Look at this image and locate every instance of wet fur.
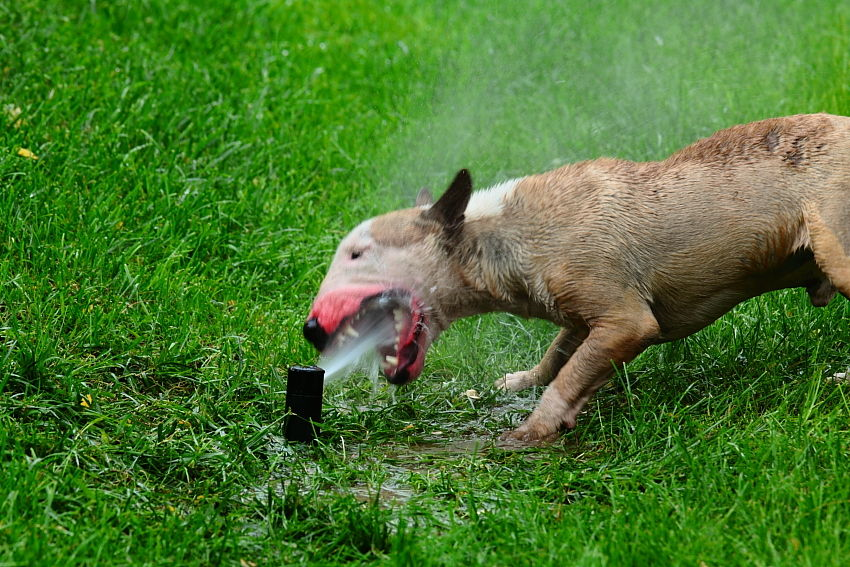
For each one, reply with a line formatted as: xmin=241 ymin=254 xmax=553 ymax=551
xmin=311 ymin=113 xmax=850 ymax=443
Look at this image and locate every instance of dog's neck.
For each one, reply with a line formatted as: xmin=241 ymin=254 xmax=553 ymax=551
xmin=442 ymin=215 xmax=553 ymax=321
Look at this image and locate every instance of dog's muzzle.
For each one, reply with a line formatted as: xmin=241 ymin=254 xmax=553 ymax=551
xmin=303 ymin=317 xmax=329 ymax=351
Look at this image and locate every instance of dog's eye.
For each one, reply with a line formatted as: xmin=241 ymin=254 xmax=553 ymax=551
xmin=350 ymin=250 xmax=363 ymax=260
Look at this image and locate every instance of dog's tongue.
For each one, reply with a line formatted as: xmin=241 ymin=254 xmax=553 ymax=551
xmin=308 ymin=284 xmax=388 ymax=337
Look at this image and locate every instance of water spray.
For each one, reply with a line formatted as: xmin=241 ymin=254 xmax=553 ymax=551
xmin=289 ymin=292 xmax=412 ymax=442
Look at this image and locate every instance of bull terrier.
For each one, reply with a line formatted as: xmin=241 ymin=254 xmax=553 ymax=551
xmin=304 ymin=113 xmax=850 ymax=443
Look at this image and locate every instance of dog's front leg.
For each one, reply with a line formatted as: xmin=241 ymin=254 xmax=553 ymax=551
xmin=502 ymin=312 xmax=659 ymax=443
xmin=495 ymin=324 xmax=589 ymax=392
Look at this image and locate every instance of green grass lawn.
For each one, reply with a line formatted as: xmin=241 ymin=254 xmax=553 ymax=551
xmin=2 ymin=0 xmax=850 ymax=565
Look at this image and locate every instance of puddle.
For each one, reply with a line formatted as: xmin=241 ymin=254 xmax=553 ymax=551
xmin=242 ymin=434 xmax=499 ymax=512
xmin=349 ymin=483 xmax=416 ymax=504
xmin=388 ymin=437 xmax=492 ymax=459
xmin=244 ymin=394 xmax=554 ymax=514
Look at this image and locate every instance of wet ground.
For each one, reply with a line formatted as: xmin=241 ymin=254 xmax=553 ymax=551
xmin=248 ymin=394 xmax=550 ymax=509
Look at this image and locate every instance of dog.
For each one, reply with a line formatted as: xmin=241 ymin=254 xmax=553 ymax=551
xmin=304 ymin=113 xmax=850 ymax=443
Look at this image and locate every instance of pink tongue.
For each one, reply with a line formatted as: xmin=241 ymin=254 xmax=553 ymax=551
xmin=308 ymin=285 xmax=389 ymax=335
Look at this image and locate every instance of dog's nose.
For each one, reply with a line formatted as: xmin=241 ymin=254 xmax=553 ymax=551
xmin=303 ymin=317 xmax=329 ymax=351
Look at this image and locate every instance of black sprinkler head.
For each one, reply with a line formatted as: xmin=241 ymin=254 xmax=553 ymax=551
xmin=285 ymin=365 xmax=325 ymax=443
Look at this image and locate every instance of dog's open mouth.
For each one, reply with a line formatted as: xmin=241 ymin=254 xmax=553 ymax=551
xmin=314 ymin=289 xmax=428 ymax=384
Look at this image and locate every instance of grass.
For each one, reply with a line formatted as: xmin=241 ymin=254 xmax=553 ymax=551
xmin=1 ymin=0 xmax=850 ymax=565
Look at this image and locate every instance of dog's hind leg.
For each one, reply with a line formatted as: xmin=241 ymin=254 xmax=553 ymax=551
xmin=502 ymin=306 xmax=660 ymax=444
xmin=805 ymin=203 xmax=850 ymax=298
xmin=495 ymin=324 xmax=589 ymax=392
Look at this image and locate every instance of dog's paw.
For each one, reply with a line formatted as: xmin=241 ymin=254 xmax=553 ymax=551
xmin=495 ymin=370 xmax=538 ymax=392
xmin=498 ymin=422 xmax=560 ymax=446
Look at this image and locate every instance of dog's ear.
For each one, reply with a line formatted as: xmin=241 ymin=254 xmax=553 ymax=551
xmin=423 ymin=169 xmax=472 ymax=233
xmin=415 ymin=187 xmax=433 ymax=207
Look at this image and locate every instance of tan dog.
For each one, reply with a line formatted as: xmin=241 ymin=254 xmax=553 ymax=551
xmin=304 ymin=113 xmax=850 ymax=443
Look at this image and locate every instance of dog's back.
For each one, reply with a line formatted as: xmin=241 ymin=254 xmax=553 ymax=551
xmin=504 ymin=114 xmax=850 ymax=339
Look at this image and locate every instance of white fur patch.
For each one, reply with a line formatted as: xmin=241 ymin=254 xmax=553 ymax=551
xmin=464 ymin=178 xmax=522 ymax=219
xmin=335 ymin=219 xmax=373 ymax=261
xmin=344 ymin=219 xmax=373 ymax=244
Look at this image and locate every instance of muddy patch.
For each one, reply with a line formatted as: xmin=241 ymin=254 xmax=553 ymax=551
xmin=247 ymin=392 xmax=551 ymax=511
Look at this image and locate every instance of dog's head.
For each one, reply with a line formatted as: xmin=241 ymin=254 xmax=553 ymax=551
xmin=304 ymin=170 xmax=473 ymax=384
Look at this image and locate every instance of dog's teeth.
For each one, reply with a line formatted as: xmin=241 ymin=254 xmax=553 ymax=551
xmin=384 ymin=355 xmax=398 ymax=366
xmin=344 ymin=325 xmax=359 ymax=337
xmin=393 ymin=309 xmax=405 ymax=332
